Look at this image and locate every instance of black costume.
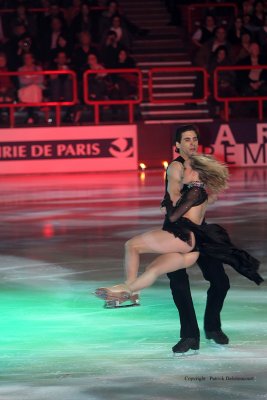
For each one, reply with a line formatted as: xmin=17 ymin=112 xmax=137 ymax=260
xmin=163 ymin=182 xmax=263 ymax=286
xmin=161 ymin=156 xmax=262 ymax=340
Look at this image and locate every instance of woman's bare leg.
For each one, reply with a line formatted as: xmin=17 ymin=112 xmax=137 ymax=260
xmin=124 ymin=229 xmax=195 ymax=285
xmin=128 ymin=252 xmax=199 ymax=293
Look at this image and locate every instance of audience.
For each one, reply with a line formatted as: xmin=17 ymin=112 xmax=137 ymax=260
xmin=18 ymin=52 xmax=44 ymax=123
xmin=0 ymin=0 xmax=266 ymax=126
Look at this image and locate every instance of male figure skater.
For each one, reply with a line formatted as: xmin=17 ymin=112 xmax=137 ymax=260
xmin=161 ymin=124 xmax=230 ymax=355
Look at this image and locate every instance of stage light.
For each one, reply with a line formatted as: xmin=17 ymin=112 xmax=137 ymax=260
xmin=139 ymin=163 xmax=147 ymax=170
xmin=162 ymin=161 xmax=169 ymax=170
xmin=140 ymin=171 xmax=146 ymax=182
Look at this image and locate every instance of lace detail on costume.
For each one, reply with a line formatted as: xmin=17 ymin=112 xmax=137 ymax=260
xmin=187 ymin=181 xmax=205 ymax=189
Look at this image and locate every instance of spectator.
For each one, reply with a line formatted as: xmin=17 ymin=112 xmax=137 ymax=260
xmin=0 ymin=52 xmax=15 ymax=102
xmin=86 ymin=53 xmax=110 ymax=100
xmin=99 ymin=1 xmax=147 ymax=40
xmin=0 ymin=52 xmax=15 ymax=124
xmin=67 ymin=0 xmax=82 ymax=25
xmin=193 ymin=26 xmax=232 ymax=99
xmin=40 ymin=1 xmax=67 ymax=33
xmin=18 ymin=52 xmax=44 ymax=124
xmin=241 ymin=0 xmax=255 ymax=16
xmin=72 ymin=31 xmax=98 ymax=80
xmin=252 ymin=0 xmax=265 ymax=27
xmin=49 ymin=50 xmax=73 ymax=102
xmin=115 ymin=48 xmax=138 ymax=99
xmin=242 ymin=14 xmax=259 ymax=37
xmin=236 ymin=41 xmax=267 ymax=97
xmin=227 ymin=16 xmax=250 ymax=46
xmin=48 ymin=33 xmax=72 ymax=64
xmin=6 ymin=23 xmax=38 ymax=70
xmin=99 ymin=0 xmax=120 ymax=35
xmin=0 ymin=10 xmax=11 ymax=49
xmin=10 ymin=4 xmax=37 ymax=37
xmin=42 ymin=17 xmax=68 ymax=63
xmin=191 ymin=14 xmax=216 ymax=50
xmin=257 ymin=13 xmax=267 ymax=52
xmin=102 ymin=30 xmax=121 ymax=68
xmin=49 ymin=50 xmax=74 ymax=122
xmin=194 ymin=26 xmax=232 ymax=68
xmin=232 ymin=31 xmax=252 ymax=63
xmin=208 ymin=45 xmax=236 ymax=117
xmin=70 ymin=2 xmax=94 ymax=41
xmin=109 ymin=14 xmax=132 ymax=50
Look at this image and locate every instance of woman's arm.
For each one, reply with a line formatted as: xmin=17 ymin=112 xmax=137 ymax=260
xmin=166 ymin=187 xmax=207 ymax=223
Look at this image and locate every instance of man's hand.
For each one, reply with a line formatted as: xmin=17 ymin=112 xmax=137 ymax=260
xmin=160 ymin=206 xmax=167 ymax=215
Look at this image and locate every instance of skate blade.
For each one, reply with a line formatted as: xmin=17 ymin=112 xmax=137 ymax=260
xmin=104 ymin=300 xmax=140 ymax=309
xmin=206 ymin=339 xmax=228 ymax=348
xmin=173 ymin=349 xmax=199 ymax=357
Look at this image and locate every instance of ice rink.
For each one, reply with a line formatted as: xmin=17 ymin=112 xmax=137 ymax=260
xmin=0 ymin=167 xmax=266 ymax=400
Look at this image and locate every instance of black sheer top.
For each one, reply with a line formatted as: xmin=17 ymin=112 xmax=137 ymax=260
xmin=165 ymin=182 xmax=208 ymax=224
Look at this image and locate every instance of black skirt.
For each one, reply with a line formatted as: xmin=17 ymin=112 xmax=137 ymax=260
xmin=162 ymin=217 xmax=264 ymax=286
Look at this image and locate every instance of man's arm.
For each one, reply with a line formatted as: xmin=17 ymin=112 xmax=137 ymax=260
xmin=160 ymin=161 xmax=184 ymax=211
xmin=166 ymin=161 xmax=184 ymax=204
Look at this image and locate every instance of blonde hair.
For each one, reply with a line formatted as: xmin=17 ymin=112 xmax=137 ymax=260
xmin=189 ymin=154 xmax=229 ymax=194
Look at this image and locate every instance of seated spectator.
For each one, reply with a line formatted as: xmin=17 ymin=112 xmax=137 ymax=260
xmin=86 ymin=52 xmax=109 ymax=100
xmin=39 ymin=1 xmax=67 ymax=35
xmin=6 ymin=23 xmax=38 ymax=70
xmin=42 ymin=17 xmax=68 ymax=63
xmin=242 ymin=14 xmax=260 ymax=37
xmin=101 ymin=30 xmax=121 ymax=68
xmin=0 ymin=52 xmax=15 ymax=124
xmin=99 ymin=0 xmax=121 ymax=34
xmin=72 ymin=31 xmax=98 ymax=80
xmin=208 ymin=45 xmax=236 ymax=117
xmin=49 ymin=50 xmax=74 ymax=122
xmin=227 ymin=16 xmax=250 ymax=46
xmin=0 ymin=10 xmax=11 ymax=49
xmin=257 ymin=13 xmax=267 ymax=53
xmin=236 ymin=41 xmax=267 ymax=97
xmin=241 ymin=0 xmax=254 ymax=16
xmin=66 ymin=0 xmax=82 ymax=25
xmin=10 ymin=4 xmax=37 ymax=38
xmin=194 ymin=26 xmax=232 ymax=68
xmin=108 ymin=14 xmax=132 ymax=50
xmin=0 ymin=52 xmax=15 ymax=103
xmin=231 ymin=31 xmax=252 ymax=63
xmin=193 ymin=26 xmax=232 ymax=99
xmin=70 ymin=2 xmax=94 ymax=41
xmin=18 ymin=52 xmax=44 ymax=124
xmin=49 ymin=51 xmax=73 ymax=102
xmin=191 ymin=14 xmax=216 ymax=51
xmin=252 ymin=0 xmax=265 ymax=28
xmin=115 ymin=48 xmax=138 ymax=99
xmin=48 ymin=33 xmax=72 ymax=64
xmin=99 ymin=0 xmax=148 ymax=40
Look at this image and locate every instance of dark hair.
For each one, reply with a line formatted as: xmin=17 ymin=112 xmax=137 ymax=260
xmin=175 ymin=124 xmax=200 ymax=143
xmin=214 ymin=45 xmax=228 ymax=58
xmin=107 ymin=30 xmax=117 ymax=37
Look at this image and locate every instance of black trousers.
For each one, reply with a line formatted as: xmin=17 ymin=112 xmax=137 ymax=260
xmin=167 ymin=254 xmax=230 ymax=339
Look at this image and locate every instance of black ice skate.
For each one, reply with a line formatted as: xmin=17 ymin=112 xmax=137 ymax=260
xmin=205 ymin=330 xmax=229 ymax=345
xmin=172 ymin=337 xmax=199 ymax=356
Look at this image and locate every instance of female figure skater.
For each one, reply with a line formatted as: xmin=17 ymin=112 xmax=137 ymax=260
xmin=95 ymin=154 xmax=263 ymax=307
